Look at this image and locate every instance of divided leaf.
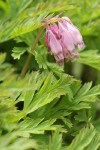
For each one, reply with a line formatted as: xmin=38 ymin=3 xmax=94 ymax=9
xmin=66 ymin=125 xmax=96 ymax=150
xmin=78 ymin=50 xmax=100 ymax=70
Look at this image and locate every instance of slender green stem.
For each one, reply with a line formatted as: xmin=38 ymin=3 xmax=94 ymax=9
xmin=20 ymin=27 xmax=44 ymax=77
xmin=20 ymin=53 xmax=32 ymax=77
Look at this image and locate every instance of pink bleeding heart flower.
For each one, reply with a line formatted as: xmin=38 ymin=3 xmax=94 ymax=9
xmin=58 ymin=21 xmax=80 ymax=61
xmin=61 ymin=17 xmax=84 ymax=50
xmin=45 ymin=25 xmax=64 ymax=65
xmin=58 ymin=22 xmax=75 ymax=52
xmin=44 ymin=16 xmax=84 ymax=65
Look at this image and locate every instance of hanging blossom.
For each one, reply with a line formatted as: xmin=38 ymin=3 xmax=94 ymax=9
xmin=44 ymin=16 xmax=85 ymax=65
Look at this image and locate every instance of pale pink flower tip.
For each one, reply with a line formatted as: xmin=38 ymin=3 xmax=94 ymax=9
xmin=44 ymin=16 xmax=85 ymax=65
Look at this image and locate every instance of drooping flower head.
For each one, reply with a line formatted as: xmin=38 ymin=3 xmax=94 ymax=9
xmin=44 ymin=16 xmax=84 ymax=65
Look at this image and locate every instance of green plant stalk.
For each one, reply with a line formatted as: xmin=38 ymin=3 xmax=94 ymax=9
xmin=21 ymin=27 xmax=44 ymax=77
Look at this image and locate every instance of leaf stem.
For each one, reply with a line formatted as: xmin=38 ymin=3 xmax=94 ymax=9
xmin=20 ymin=27 xmax=44 ymax=77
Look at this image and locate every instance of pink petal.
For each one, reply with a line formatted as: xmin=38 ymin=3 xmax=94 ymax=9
xmin=58 ymin=22 xmax=75 ymax=52
xmin=54 ymin=52 xmax=64 ymax=65
xmin=44 ymin=34 xmax=50 ymax=48
xmin=47 ymin=30 xmax=61 ymax=53
xmin=50 ymin=23 xmax=61 ymax=39
xmin=47 ymin=29 xmax=64 ymax=62
xmin=62 ymin=16 xmax=73 ymax=24
xmin=66 ymin=22 xmax=84 ymax=49
xmin=78 ymin=42 xmax=84 ymax=50
xmin=50 ymin=23 xmax=59 ymax=34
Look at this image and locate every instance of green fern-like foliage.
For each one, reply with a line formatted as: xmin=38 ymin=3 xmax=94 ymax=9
xmin=0 ymin=53 xmax=100 ymax=149
xmin=0 ymin=0 xmax=100 ymax=150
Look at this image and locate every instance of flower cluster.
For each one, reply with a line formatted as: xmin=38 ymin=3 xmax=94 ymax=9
xmin=44 ymin=16 xmax=84 ymax=65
